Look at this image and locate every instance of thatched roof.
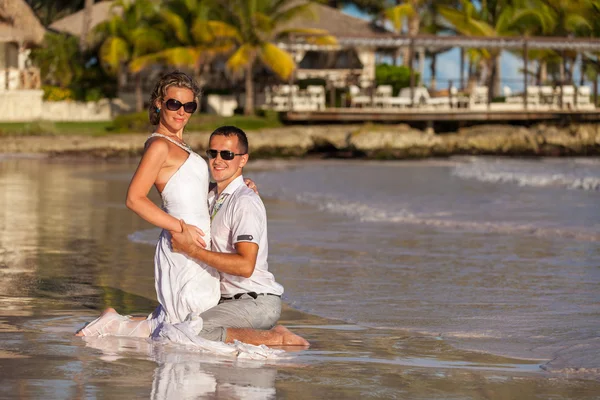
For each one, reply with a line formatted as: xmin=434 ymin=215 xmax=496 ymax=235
xmin=49 ymin=1 xmax=391 ymax=41
xmin=49 ymin=1 xmax=114 ymax=37
xmin=0 ymin=0 xmax=45 ymax=46
xmin=282 ymin=2 xmax=393 ymax=40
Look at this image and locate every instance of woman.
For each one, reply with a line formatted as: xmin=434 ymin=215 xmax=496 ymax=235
xmin=76 ymin=71 xmax=220 ymax=337
xmin=76 ymin=72 xmax=306 ymax=348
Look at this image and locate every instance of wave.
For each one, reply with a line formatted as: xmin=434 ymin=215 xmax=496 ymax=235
xmin=128 ymin=228 xmax=160 ymax=246
xmin=452 ymin=161 xmax=600 ymax=191
xmin=292 ymin=193 xmax=600 ymax=242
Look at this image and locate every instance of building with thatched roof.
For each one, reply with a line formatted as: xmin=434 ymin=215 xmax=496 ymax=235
xmin=0 ymin=0 xmax=45 ymax=91
xmin=277 ymin=2 xmax=395 ymax=87
xmin=49 ymin=1 xmax=114 ymax=42
xmin=49 ymin=1 xmax=392 ymax=90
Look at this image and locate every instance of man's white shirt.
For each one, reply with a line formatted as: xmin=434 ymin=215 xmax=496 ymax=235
xmin=208 ymin=175 xmax=283 ymax=297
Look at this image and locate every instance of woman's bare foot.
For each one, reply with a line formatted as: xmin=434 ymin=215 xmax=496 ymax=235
xmin=75 ymin=307 xmax=119 ymax=337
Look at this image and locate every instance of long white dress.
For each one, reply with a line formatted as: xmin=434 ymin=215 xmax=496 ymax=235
xmin=146 ymin=134 xmax=282 ymax=358
xmin=80 ymin=133 xmax=283 ymax=358
xmin=147 ymin=133 xmax=221 ymax=333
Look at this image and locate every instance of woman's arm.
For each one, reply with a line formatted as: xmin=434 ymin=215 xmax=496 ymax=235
xmin=126 ymin=139 xmax=182 ymax=232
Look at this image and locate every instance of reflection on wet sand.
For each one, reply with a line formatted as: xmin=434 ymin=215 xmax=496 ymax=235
xmin=1 ymin=158 xmax=600 ymax=398
xmin=82 ymin=335 xmax=279 ymax=400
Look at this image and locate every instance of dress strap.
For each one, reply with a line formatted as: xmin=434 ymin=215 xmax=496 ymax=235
xmin=147 ymin=133 xmax=192 ymax=153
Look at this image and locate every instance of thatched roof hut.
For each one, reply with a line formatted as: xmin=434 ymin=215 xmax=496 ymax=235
xmin=282 ymin=2 xmax=392 ymax=41
xmin=49 ymin=1 xmax=391 ymax=42
xmin=0 ymin=0 xmax=45 ymax=46
xmin=49 ymin=1 xmax=116 ymax=37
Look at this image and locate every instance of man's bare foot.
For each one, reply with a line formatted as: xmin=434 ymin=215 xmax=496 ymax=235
xmin=273 ymin=325 xmax=310 ymax=346
xmin=75 ymin=307 xmax=119 ymax=337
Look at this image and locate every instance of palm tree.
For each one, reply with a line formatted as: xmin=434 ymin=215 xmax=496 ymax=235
xmin=129 ymin=0 xmax=236 ymax=90
xmin=536 ymin=0 xmax=593 ymax=84
xmin=384 ymin=0 xmax=426 ymax=67
xmin=438 ymin=0 xmax=550 ymax=98
xmin=30 ymin=32 xmax=82 ymax=88
xmin=95 ymin=0 xmax=164 ymax=111
xmin=217 ymin=0 xmax=337 ymax=115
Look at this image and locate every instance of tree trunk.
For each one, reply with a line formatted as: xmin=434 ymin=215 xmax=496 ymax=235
xmin=80 ymin=0 xmax=94 ymax=52
xmin=244 ymin=63 xmax=254 ymax=116
xmin=493 ymin=53 xmax=501 ymax=98
xmin=540 ymin=60 xmax=547 ymax=84
xmin=135 ymin=73 xmax=143 ymax=112
xmin=401 ymin=14 xmax=421 ymax=67
xmin=430 ymin=53 xmax=437 ymax=91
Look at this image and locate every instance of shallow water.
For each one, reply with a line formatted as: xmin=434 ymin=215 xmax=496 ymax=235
xmin=0 ymin=155 xmax=599 ymax=399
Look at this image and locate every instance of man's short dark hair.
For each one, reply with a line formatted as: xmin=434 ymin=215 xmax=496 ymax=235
xmin=209 ymin=126 xmax=248 ymax=154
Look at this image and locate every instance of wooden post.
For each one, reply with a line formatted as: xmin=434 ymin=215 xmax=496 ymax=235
xmin=559 ymin=50 xmax=565 ymax=109
xmin=329 ymin=81 xmax=335 ymax=108
xmin=487 ymin=61 xmax=494 ymax=109
xmin=594 ymin=76 xmax=598 ymax=108
xmin=523 ymin=39 xmax=528 ymax=111
xmin=288 ymin=73 xmax=294 ymax=111
xmin=409 ymin=37 xmax=415 ymax=107
xmin=460 ymin=47 xmax=465 ymax=90
xmin=449 ymin=80 xmax=454 ymax=108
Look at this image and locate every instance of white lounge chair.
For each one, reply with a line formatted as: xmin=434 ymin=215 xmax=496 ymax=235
xmin=373 ymin=85 xmax=393 ymax=108
xmin=349 ymin=85 xmax=371 ymax=108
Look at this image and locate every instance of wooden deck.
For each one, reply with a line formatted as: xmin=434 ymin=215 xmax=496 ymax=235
xmin=283 ymin=107 xmax=600 ymax=123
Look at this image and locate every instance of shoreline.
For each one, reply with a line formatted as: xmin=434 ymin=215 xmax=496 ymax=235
xmin=0 ymin=123 xmax=599 ymax=159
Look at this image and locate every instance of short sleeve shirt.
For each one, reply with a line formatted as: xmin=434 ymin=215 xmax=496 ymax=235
xmin=208 ymin=175 xmax=283 ymax=297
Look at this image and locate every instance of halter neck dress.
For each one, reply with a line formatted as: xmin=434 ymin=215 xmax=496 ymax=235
xmin=146 ymin=133 xmax=220 ymax=333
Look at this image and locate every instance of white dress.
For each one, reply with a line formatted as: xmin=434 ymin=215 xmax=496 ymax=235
xmin=147 ymin=133 xmax=220 ymax=333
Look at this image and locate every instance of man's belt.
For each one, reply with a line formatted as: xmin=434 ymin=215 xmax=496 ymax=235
xmin=221 ymin=292 xmax=281 ymax=300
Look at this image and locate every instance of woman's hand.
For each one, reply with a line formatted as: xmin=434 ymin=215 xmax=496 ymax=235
xmin=171 ymin=220 xmax=206 ymax=254
xmin=244 ymin=178 xmax=259 ymax=195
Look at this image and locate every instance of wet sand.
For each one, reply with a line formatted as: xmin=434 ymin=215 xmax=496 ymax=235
xmin=0 ymin=156 xmax=599 ymax=398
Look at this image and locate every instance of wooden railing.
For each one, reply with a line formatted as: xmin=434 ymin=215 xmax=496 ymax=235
xmin=0 ymin=68 xmax=41 ymax=90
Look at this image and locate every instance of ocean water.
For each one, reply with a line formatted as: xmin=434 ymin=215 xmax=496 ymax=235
xmin=248 ymin=158 xmax=600 ymax=369
xmin=0 ymin=155 xmax=599 ymax=398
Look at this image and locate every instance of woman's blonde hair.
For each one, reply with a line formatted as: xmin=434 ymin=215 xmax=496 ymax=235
xmin=148 ymin=70 xmax=201 ymax=125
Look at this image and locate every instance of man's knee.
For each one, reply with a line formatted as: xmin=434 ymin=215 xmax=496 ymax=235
xmin=197 ymin=326 xmax=227 ymax=342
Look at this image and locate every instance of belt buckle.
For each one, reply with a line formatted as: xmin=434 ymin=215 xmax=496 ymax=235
xmin=233 ymin=292 xmax=258 ymax=300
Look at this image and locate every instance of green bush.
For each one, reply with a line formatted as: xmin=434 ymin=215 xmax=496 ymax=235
xmin=84 ymin=88 xmax=105 ymax=102
xmin=42 ymin=85 xmax=75 ymax=101
xmin=375 ymin=64 xmax=420 ymax=95
xmin=108 ymin=112 xmax=152 ymax=133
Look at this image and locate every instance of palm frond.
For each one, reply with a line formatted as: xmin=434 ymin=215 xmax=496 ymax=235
xmin=226 ymin=44 xmax=256 ymax=77
xmin=99 ymin=37 xmax=130 ymax=75
xmin=384 ymin=4 xmax=415 ymax=33
xmin=258 ymin=42 xmax=295 ymax=80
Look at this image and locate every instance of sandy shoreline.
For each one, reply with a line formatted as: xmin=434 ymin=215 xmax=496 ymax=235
xmin=1 ymin=123 xmax=599 ymax=159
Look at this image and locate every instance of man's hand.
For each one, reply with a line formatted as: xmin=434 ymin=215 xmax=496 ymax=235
xmin=244 ymin=178 xmax=259 ymax=195
xmin=171 ymin=219 xmax=206 ymax=255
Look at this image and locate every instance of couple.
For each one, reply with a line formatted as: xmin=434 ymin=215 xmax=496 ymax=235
xmin=76 ymin=71 xmax=307 ymax=348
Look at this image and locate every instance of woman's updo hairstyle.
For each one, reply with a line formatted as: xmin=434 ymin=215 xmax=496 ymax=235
xmin=148 ymin=70 xmax=201 ymax=125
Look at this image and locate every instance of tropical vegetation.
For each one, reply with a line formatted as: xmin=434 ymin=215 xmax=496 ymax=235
xmin=28 ymin=0 xmax=600 ymax=115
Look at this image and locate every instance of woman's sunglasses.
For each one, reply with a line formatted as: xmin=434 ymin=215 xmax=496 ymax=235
xmin=206 ymin=149 xmax=246 ymax=160
xmin=164 ymin=98 xmax=197 ymax=113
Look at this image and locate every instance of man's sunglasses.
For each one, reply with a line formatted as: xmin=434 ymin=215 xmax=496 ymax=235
xmin=164 ymin=98 xmax=197 ymax=113
xmin=206 ymin=149 xmax=246 ymax=160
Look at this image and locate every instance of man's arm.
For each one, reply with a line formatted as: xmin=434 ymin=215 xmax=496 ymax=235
xmin=171 ymin=220 xmax=258 ymax=278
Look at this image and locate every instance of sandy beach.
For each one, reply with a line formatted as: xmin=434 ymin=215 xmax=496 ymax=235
xmin=0 ymin=154 xmax=599 ymax=399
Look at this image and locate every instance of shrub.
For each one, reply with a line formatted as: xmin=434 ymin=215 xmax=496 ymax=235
xmin=375 ymin=64 xmax=420 ymax=95
xmin=42 ymin=85 xmax=75 ymax=101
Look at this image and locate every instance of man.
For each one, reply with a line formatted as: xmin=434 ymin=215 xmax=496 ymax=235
xmin=171 ymin=126 xmax=308 ymax=347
